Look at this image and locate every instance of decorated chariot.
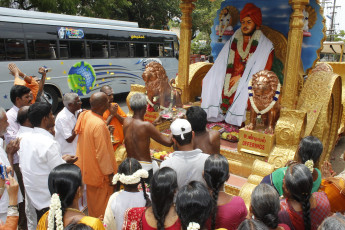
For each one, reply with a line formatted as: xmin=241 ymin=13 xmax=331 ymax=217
xmin=127 ymin=0 xmax=345 ymax=207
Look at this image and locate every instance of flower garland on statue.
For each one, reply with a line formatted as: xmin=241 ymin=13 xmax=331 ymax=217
xmin=112 ymin=169 xmax=149 ymax=185
xmin=223 ymin=30 xmax=262 ymax=98
xmin=248 ymin=79 xmax=281 ymax=120
xmin=48 ymin=194 xmax=64 ymax=230
xmin=187 ymin=222 xmax=200 ymax=230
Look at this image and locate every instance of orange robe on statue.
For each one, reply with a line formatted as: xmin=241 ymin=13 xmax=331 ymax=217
xmin=75 ymin=110 xmax=117 ymax=218
xmin=220 ymin=40 xmax=274 ymax=113
xmin=103 ymin=103 xmax=127 ymax=150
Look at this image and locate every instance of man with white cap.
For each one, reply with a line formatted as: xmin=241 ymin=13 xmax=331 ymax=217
xmin=160 ymin=119 xmax=209 ymax=189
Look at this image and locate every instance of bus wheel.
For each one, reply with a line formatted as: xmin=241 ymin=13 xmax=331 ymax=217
xmin=44 ymin=86 xmax=60 ymax=113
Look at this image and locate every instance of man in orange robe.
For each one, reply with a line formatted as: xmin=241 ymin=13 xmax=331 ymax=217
xmin=100 ymin=85 xmax=127 ymax=151
xmin=75 ymin=92 xmax=117 ymax=218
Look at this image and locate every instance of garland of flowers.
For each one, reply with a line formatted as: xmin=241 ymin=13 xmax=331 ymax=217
xmin=187 ymin=222 xmax=200 ymax=230
xmin=112 ymin=169 xmax=149 ymax=185
xmin=223 ymin=30 xmax=261 ymax=97
xmin=248 ymin=79 xmax=281 ymax=119
xmin=305 ymin=160 xmax=314 ymax=173
xmin=48 ymin=194 xmax=63 ymax=230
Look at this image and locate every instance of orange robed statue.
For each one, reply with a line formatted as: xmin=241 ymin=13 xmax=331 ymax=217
xmin=75 ymin=92 xmax=117 ymax=218
xmin=201 ymin=3 xmax=274 ymax=127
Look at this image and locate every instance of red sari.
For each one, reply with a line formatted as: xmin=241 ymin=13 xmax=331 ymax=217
xmin=123 ymin=207 xmax=181 ymax=230
xmin=279 ymin=192 xmax=331 ymax=230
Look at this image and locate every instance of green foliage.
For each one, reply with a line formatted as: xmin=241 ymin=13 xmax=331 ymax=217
xmin=334 ymin=30 xmax=345 ymax=42
xmin=0 ymin=0 xmax=179 ymax=29
xmin=192 ymin=0 xmax=222 ymax=39
xmin=190 ymin=0 xmax=222 ymax=55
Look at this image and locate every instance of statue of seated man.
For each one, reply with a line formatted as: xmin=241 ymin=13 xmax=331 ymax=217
xmin=201 ymin=3 xmax=275 ymax=127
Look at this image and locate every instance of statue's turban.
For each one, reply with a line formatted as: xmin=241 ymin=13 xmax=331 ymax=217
xmin=240 ymin=3 xmax=262 ymax=27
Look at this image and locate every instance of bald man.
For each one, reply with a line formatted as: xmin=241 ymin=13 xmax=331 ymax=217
xmin=100 ymin=85 xmax=126 ymax=150
xmin=75 ymin=92 xmax=117 ymax=218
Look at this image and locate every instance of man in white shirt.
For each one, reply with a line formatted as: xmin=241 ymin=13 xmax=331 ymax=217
xmin=18 ymin=102 xmax=77 ymax=223
xmin=4 ymin=85 xmax=31 ymax=229
xmin=16 ymin=106 xmax=37 ymax=230
xmin=55 ymin=93 xmax=82 ymax=156
xmin=0 ymin=107 xmax=23 ymax=223
xmin=4 ymin=85 xmax=32 ymax=166
xmin=160 ymin=119 xmax=209 ymax=189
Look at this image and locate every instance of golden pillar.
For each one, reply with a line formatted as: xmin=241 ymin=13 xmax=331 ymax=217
xmin=281 ymin=0 xmax=309 ymax=109
xmin=177 ymin=0 xmax=196 ymax=103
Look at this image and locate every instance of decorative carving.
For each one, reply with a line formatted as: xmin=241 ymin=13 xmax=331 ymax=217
xmin=239 ymin=160 xmax=275 ymax=209
xmin=281 ymin=0 xmax=309 ymax=109
xmin=178 ymin=0 xmax=196 ymax=104
xmin=268 ymin=109 xmax=306 ymax=168
xmin=245 ymin=70 xmax=281 ymax=134
xmin=297 ymin=71 xmax=342 ymax=168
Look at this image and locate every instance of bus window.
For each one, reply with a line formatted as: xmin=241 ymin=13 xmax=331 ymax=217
xmin=174 ymin=41 xmax=179 ymax=58
xmin=149 ymin=43 xmax=163 ymax=57
xmin=59 ymin=41 xmax=69 ymax=59
xmin=0 ymin=39 xmax=5 ymax=60
xmin=70 ymin=41 xmax=85 ymax=58
xmin=109 ymin=42 xmax=117 ymax=58
xmin=164 ymin=42 xmax=173 ymax=57
xmin=87 ymin=41 xmax=108 ymax=58
xmin=27 ymin=40 xmax=57 ymax=59
xmin=5 ymin=39 xmax=25 ymax=60
xmin=118 ymin=42 xmax=129 ymax=57
xmin=130 ymin=43 xmax=147 ymax=57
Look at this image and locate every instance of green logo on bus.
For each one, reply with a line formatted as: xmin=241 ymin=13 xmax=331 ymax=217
xmin=68 ymin=61 xmax=96 ymax=96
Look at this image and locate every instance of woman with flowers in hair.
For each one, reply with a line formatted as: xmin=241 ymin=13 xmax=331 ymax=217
xmin=37 ymin=164 xmax=104 ymax=230
xmin=203 ymin=154 xmax=247 ymax=230
xmin=123 ymin=167 xmax=180 ymax=230
xmin=261 ymin=136 xmax=323 ymax=196
xmin=279 ymin=163 xmax=331 ymax=230
xmin=103 ymin=158 xmax=150 ymax=230
xmin=176 ymin=181 xmax=213 ymax=230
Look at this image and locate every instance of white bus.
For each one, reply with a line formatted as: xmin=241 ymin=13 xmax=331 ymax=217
xmin=0 ymin=7 xmax=179 ymax=112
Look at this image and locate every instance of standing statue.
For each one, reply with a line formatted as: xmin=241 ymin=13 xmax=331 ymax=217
xmin=142 ymin=62 xmax=182 ymax=111
xmin=201 ymin=3 xmax=275 ymax=127
xmin=245 ymin=70 xmax=281 ymax=134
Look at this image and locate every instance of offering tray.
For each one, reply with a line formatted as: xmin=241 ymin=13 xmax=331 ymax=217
xmin=160 ymin=108 xmax=186 ymax=120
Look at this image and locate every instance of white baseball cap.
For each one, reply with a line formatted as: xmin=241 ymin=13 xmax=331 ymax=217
xmin=170 ymin=119 xmax=192 ymax=140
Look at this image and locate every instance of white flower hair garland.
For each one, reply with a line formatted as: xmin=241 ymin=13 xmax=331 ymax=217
xmin=48 ymin=193 xmax=63 ymax=230
xmin=305 ymin=160 xmax=314 ymax=173
xmin=112 ymin=169 xmax=149 ymax=185
xmin=187 ymin=222 xmax=200 ymax=230
xmin=248 ymin=79 xmax=281 ymax=120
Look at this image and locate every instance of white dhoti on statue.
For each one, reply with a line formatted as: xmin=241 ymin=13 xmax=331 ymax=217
xmin=201 ymin=30 xmax=274 ymax=126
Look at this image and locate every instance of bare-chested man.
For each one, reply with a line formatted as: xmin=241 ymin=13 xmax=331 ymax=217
xmin=186 ymin=106 xmax=220 ymax=154
xmin=123 ymin=93 xmax=173 ymax=182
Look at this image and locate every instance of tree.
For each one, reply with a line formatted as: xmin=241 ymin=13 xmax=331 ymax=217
xmin=0 ymin=0 xmax=180 ymax=29
xmin=334 ymin=30 xmax=345 ymax=42
xmin=189 ymin=0 xmax=222 ymax=55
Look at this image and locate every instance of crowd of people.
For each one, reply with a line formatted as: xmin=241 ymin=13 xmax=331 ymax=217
xmin=0 ymin=62 xmax=345 ymax=230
